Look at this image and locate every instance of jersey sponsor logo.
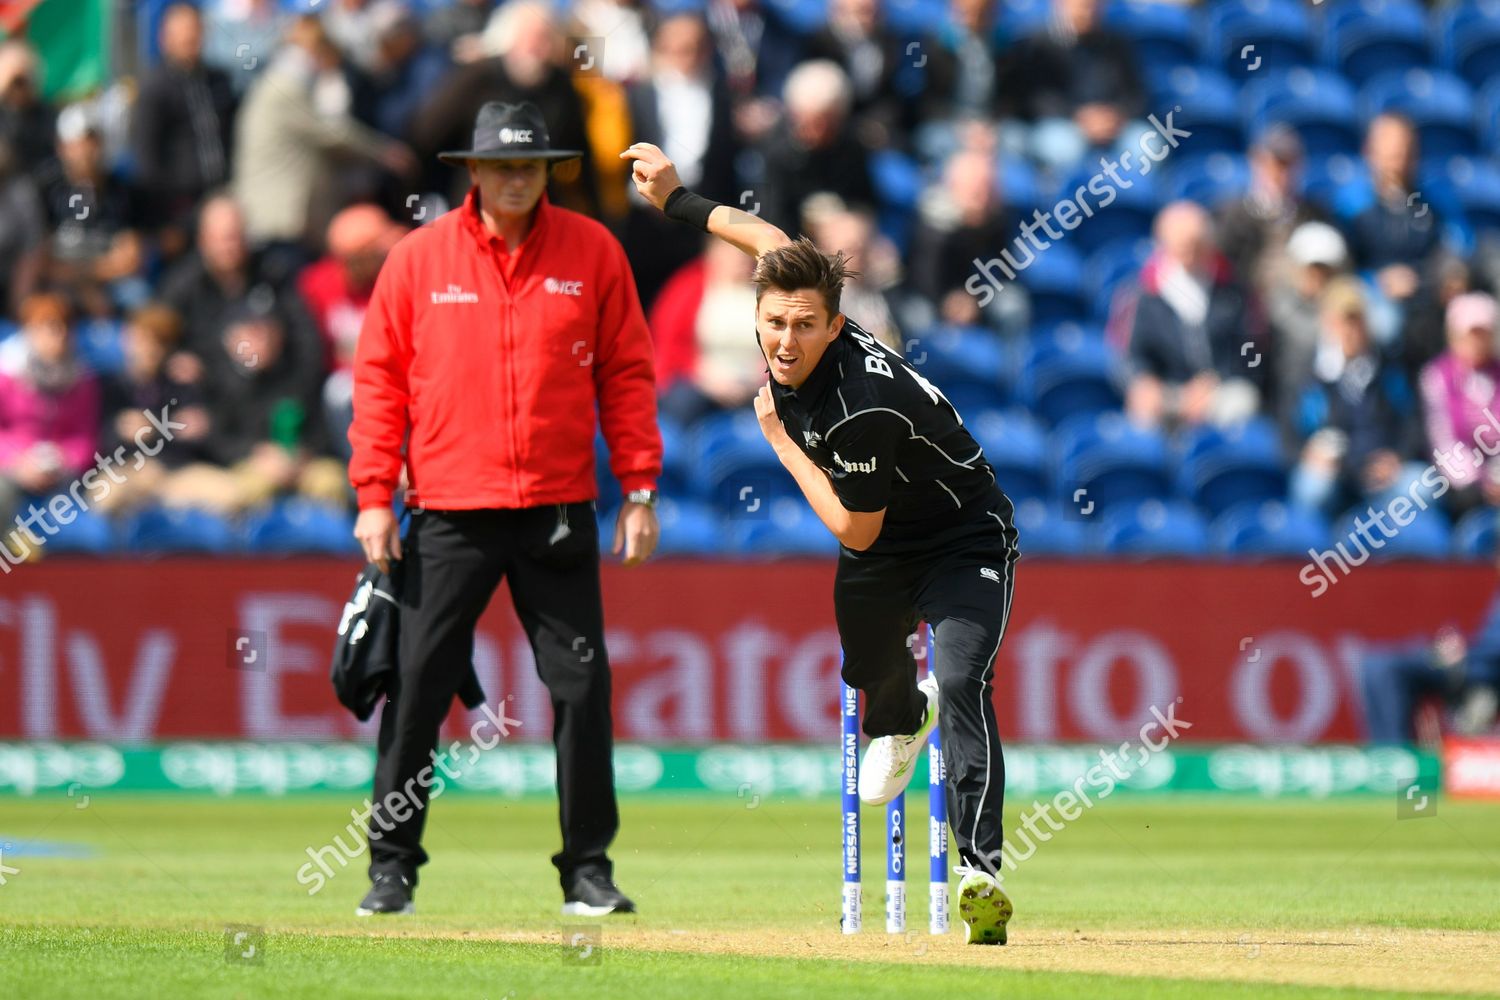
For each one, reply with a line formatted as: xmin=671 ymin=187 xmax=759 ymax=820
xmin=543 ymin=277 xmax=584 ymax=296
xmin=803 ymin=429 xmax=823 ymax=448
xmin=430 ymin=283 xmax=479 ymax=304
xmin=833 ymin=451 xmax=877 ymax=474
xmin=979 ymin=567 xmax=1000 ymax=582
xmin=498 ymin=127 xmax=534 ymax=144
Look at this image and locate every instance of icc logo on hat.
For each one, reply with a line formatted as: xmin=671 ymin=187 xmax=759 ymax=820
xmin=498 ymin=128 xmax=533 ymax=144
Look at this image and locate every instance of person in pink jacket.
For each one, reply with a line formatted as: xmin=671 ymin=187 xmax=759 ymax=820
xmin=1421 ymin=292 xmax=1500 ymax=518
xmin=0 ymin=291 xmax=100 ymax=544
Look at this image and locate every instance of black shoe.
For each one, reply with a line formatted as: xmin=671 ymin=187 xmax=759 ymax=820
xmin=356 ymin=872 xmax=415 ymax=916
xmin=561 ymin=869 xmax=636 ymax=916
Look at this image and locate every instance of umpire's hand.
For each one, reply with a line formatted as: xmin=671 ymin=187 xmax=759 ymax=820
xmin=613 ymin=501 xmax=659 ymax=567
xmin=355 ymin=507 xmax=402 ymax=574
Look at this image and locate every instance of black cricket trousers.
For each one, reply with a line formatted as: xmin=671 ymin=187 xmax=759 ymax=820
xmin=835 ymin=500 xmax=1019 ymax=873
xmin=366 ymin=501 xmax=618 ymax=890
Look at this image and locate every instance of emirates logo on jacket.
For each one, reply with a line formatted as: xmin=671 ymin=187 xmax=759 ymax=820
xmin=430 ymin=283 xmax=479 ymax=304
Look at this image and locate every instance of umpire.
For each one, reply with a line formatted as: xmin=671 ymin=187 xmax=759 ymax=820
xmin=349 ymin=102 xmax=661 ymax=917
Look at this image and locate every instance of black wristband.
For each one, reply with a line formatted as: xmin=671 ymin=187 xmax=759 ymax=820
xmin=663 ymin=187 xmax=719 ymax=232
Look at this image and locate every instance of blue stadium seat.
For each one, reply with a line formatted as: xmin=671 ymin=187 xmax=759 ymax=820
xmin=996 ymin=154 xmax=1044 ymax=219
xmin=726 ymin=497 xmax=840 ymax=556
xmin=610 ymin=497 xmax=723 ymax=556
xmin=1437 ymin=0 xmax=1500 ymax=90
xmin=1011 ymin=498 xmax=1092 ymax=557
xmin=1332 ymin=507 xmax=1452 ymax=560
xmin=1055 ymin=412 xmax=1173 ymax=514
xmin=966 ymin=409 xmax=1050 ymax=503
xmin=1322 ymin=0 xmax=1431 ymax=86
xmin=1084 ymin=240 xmax=1151 ymax=322
xmin=1099 ymin=500 xmax=1211 ymax=556
xmin=1444 ymin=156 xmax=1500 ymax=234
xmin=998 ymin=0 xmax=1051 ymax=37
xmin=906 ymin=326 xmax=1011 ymax=404
xmin=1054 ymin=168 xmax=1161 ymax=258
xmin=1480 ymin=76 xmax=1500 ymax=154
xmin=74 ymin=318 xmax=125 ymax=376
xmin=1361 ymin=68 xmax=1479 ymax=158
xmin=940 ymin=383 xmax=1011 ymax=418
xmin=884 ymin=0 xmax=948 ymax=36
xmin=1144 ymin=65 xmax=1245 ymax=156
xmin=122 ymin=505 xmax=238 ymax=554
xmin=1454 ymin=505 xmax=1499 ymax=559
xmin=1242 ymin=68 xmax=1363 ymax=157
xmin=1106 ymin=2 xmax=1200 ymax=68
xmin=242 ymin=499 xmax=358 ymax=555
xmin=1015 ymin=242 xmax=1089 ymax=324
xmin=870 ymin=148 xmax=924 ymax=212
xmin=43 ymin=506 xmax=116 ymax=555
xmin=1163 ymin=152 xmax=1250 ymax=207
xmin=1205 ymin=0 xmax=1317 ymax=79
xmin=1176 ymin=418 xmax=1288 ymax=518
xmin=1301 ymin=153 xmax=1373 ymax=218
xmin=658 ymin=416 xmax=694 ymax=501
xmin=692 ymin=410 xmax=800 ymax=510
xmin=1210 ymin=500 xmax=1331 ymax=557
xmin=1018 ymin=331 xmax=1126 ymax=428
xmin=761 ymin=0 xmax=826 ymax=35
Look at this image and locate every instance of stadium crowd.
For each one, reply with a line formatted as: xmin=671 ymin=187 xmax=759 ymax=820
xmin=1 ymin=0 xmax=1500 ymax=561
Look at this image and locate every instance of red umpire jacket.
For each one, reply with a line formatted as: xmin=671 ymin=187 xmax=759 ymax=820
xmin=349 ymin=188 xmax=661 ymax=511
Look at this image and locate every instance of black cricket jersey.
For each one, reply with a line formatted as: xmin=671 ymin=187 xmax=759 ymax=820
xmin=769 ymin=317 xmax=1018 ymax=557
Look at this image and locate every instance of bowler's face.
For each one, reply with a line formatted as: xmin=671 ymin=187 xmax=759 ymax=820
xmin=756 ymin=289 xmax=843 ymax=388
xmin=469 ymin=158 xmax=549 ymax=217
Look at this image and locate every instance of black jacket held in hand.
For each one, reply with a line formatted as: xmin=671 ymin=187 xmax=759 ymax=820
xmin=330 ymin=561 xmax=485 ymax=722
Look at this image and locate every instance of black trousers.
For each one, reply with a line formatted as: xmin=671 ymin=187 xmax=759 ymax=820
xmin=366 ymin=502 xmax=618 ymax=890
xmin=835 ymin=499 xmax=1019 ymax=872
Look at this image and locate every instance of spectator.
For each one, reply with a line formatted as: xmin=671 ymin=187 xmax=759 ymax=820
xmin=622 ymin=12 xmax=740 ymax=309
xmin=1399 ymin=253 xmax=1479 ymax=392
xmin=1347 ymin=113 xmax=1441 ymax=345
xmin=1362 ymin=557 xmax=1500 ymax=744
xmin=37 ymin=104 xmax=149 ymax=317
xmin=650 ymin=236 xmax=760 ymax=425
xmin=231 ymin=15 xmax=415 ymax=267
xmin=297 ymin=203 xmax=406 ymax=456
xmin=804 ymin=0 xmax=913 ymax=148
xmin=0 ymin=138 xmax=45 ymax=316
xmin=756 ymin=60 xmax=876 ymax=232
xmin=806 ymin=199 xmax=912 ymax=350
xmin=322 ymin=0 xmax=389 ymax=75
xmin=1421 ymin=292 xmax=1500 ymax=517
xmin=131 ymin=2 xmax=237 ymax=259
xmin=1122 ymin=201 xmax=1266 ymax=428
xmin=1216 ymin=126 xmax=1329 ymax=300
xmin=910 ymin=0 xmax=1001 ymax=161
xmin=93 ymin=303 xmax=213 ymax=514
xmin=908 ymin=148 xmax=1024 ymax=333
xmin=1269 ymin=221 xmax=1349 ymax=436
xmin=350 ymin=2 xmax=450 ymax=140
xmin=704 ymin=0 xmax=805 ymax=105
xmin=164 ymin=299 xmax=344 ymax=514
xmin=0 ymin=40 xmax=55 ymax=176
xmin=0 ymin=293 xmax=100 ymax=534
xmin=422 ymin=0 xmax=495 ymax=52
xmin=159 ymin=192 xmax=323 ymax=369
xmin=570 ymin=0 xmax=652 ymax=83
xmin=995 ymin=0 xmax=1144 ymax=177
xmin=202 ymin=0 xmax=288 ymax=94
xmin=1289 ymin=279 xmax=1422 ymax=519
xmin=412 ymin=2 xmax=596 ymax=211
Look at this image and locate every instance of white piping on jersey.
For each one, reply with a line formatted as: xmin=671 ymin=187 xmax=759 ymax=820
xmin=827 ymin=399 xmax=983 ymax=472
xmin=935 ymin=477 xmax=961 ymax=508
xmin=894 ymin=465 xmax=909 ymax=482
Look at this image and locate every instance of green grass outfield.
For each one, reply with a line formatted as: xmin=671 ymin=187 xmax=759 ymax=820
xmin=1 ymin=793 xmax=1498 ymax=998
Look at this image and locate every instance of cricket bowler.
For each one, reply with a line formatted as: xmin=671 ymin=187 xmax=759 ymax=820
xmin=622 ymin=141 xmax=1019 ymax=944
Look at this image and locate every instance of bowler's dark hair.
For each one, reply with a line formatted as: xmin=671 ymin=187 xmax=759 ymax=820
xmin=752 ymin=236 xmax=859 ymax=320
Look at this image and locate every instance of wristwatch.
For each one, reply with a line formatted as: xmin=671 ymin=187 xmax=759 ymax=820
xmin=625 ymin=489 xmax=659 ymax=508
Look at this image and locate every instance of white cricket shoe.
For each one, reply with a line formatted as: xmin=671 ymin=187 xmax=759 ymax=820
xmin=858 ymin=675 xmax=939 ymax=806
xmin=956 ymin=865 xmax=1013 ymax=945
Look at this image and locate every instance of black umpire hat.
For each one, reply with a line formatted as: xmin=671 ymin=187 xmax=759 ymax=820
xmin=437 ymin=101 xmax=583 ymax=165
